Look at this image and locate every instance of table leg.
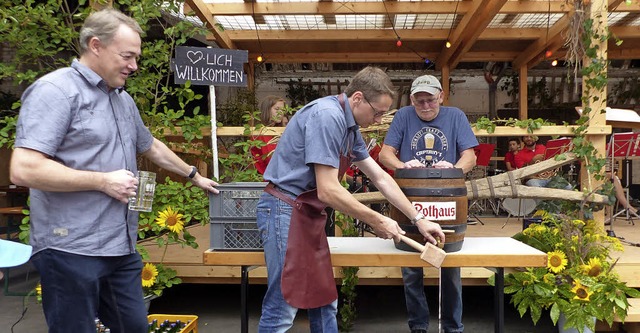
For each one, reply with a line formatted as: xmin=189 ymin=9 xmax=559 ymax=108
xmin=241 ymin=265 xmax=249 ymax=333
xmin=494 ymin=267 xmax=504 ymax=333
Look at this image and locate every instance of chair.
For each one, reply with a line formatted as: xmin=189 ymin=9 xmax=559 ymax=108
xmin=468 ymin=143 xmax=496 ymax=220
xmin=607 ymin=133 xmax=640 ymax=226
xmin=0 ymin=206 xmax=31 ymax=296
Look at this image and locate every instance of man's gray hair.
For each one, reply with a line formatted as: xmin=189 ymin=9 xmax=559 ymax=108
xmin=78 ymin=8 xmax=143 ymax=54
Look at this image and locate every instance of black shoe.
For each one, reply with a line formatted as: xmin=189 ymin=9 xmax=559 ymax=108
xmin=411 ymin=330 xmax=427 ymax=333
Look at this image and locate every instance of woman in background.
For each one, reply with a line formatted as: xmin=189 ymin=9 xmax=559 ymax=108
xmin=252 ymin=96 xmax=288 ymax=175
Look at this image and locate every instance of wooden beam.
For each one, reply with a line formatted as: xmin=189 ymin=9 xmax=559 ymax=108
xmin=246 ymin=51 xmax=519 ymax=64
xmin=203 ymin=1 xmax=570 ymax=16
xmin=447 ymin=0 xmax=509 ymax=69
xmin=435 ymin=0 xmax=492 ymax=70
xmin=163 ymin=125 xmax=611 ymax=138
xmin=512 ymin=14 xmax=570 ymax=69
xmin=185 ymin=0 xmax=236 ymax=49
xmin=226 ymin=28 xmax=543 ymax=42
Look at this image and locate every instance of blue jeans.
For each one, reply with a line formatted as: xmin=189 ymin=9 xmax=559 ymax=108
xmin=256 ymin=192 xmax=338 ymax=333
xmin=402 ymin=267 xmax=463 ymax=333
xmin=32 ymin=249 xmax=147 ymax=333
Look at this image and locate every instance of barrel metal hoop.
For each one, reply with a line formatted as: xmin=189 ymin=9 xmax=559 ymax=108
xmin=401 ymin=187 xmax=468 ymax=197
xmin=507 ymin=171 xmax=518 ymax=198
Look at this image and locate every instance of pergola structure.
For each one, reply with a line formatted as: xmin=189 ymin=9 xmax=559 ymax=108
xmin=182 ymin=0 xmax=623 ymax=217
xmin=183 ymin=0 xmax=636 ymax=113
xmin=183 ymin=0 xmax=639 ymax=67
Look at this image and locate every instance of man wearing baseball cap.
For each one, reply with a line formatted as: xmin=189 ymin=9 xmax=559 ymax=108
xmin=379 ymin=74 xmax=478 ymax=333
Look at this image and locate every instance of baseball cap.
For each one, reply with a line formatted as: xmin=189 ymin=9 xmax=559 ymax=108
xmin=410 ymin=75 xmax=442 ymax=95
xmin=0 ymin=239 xmax=32 ymax=268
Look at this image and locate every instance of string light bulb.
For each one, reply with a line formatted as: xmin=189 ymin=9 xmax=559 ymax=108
xmin=545 ymin=50 xmax=553 ymax=58
xmin=626 ymin=0 xmax=633 ymax=5
xmin=396 ymin=37 xmax=402 ymax=47
xmin=424 ymin=58 xmax=431 ymax=65
xmin=551 ymin=59 xmax=558 ymax=67
xmin=445 ymin=40 xmax=452 ymax=48
xmin=257 ymin=55 xmax=263 ymax=63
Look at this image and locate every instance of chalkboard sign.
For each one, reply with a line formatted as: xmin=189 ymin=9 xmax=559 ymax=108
xmin=172 ymin=46 xmax=248 ymax=87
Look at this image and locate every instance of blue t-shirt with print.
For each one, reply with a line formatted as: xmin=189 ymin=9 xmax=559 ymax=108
xmin=384 ymin=105 xmax=478 ymax=165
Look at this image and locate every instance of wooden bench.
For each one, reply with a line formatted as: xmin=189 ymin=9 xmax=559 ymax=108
xmin=0 ymin=206 xmax=25 ymax=240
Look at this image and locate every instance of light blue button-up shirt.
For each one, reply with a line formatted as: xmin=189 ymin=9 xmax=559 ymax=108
xmin=264 ymin=94 xmax=369 ymax=196
xmin=15 ymin=59 xmax=154 ymax=256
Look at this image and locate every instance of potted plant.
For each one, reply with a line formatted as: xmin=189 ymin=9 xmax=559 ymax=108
xmin=502 ymin=211 xmax=640 ymax=333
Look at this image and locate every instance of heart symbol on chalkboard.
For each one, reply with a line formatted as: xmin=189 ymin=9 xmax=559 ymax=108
xmin=187 ymin=51 xmax=204 ymax=64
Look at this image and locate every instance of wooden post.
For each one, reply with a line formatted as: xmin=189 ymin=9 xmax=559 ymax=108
xmin=582 ymin=0 xmax=608 ymax=223
xmin=519 ymin=66 xmax=528 ymax=120
xmin=441 ymin=66 xmax=450 ymax=106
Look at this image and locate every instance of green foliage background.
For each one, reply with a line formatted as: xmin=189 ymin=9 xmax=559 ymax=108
xmin=0 ymin=0 xmax=210 ymax=152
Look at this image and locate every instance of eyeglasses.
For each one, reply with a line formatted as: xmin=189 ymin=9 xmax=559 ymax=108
xmin=364 ymin=98 xmax=387 ymax=118
xmin=412 ymin=94 xmax=441 ymax=106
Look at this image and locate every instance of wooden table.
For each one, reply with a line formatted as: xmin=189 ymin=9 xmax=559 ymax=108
xmin=204 ymin=236 xmax=547 ymax=333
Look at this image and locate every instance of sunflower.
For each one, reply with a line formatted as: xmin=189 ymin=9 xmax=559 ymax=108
xmin=141 ymin=263 xmax=159 ymax=288
xmin=547 ymin=250 xmax=568 ymax=273
xmin=581 ymin=257 xmax=603 ymax=277
xmin=155 ymin=206 xmax=185 ymax=233
xmin=571 ymin=279 xmax=593 ymax=301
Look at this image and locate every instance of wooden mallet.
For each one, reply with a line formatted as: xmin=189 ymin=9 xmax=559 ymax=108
xmin=397 ymin=230 xmax=452 ymax=268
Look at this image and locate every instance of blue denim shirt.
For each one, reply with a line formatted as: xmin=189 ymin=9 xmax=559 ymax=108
xmin=15 ymin=59 xmax=154 ymax=256
xmin=263 ymin=94 xmax=369 ymax=196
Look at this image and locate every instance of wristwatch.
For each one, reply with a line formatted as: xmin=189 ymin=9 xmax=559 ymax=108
xmin=187 ymin=165 xmax=198 ymax=179
xmin=410 ymin=212 xmax=425 ymax=225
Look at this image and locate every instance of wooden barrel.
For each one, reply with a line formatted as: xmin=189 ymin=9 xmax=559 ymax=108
xmin=390 ymin=168 xmax=467 ymax=253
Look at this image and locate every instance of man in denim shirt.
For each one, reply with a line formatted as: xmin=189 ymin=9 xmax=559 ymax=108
xmin=257 ymin=67 xmax=446 ymax=332
xmin=10 ymin=9 xmax=219 ymax=333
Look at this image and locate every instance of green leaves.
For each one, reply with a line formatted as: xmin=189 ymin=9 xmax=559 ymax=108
xmin=472 ymin=116 xmax=553 ymax=134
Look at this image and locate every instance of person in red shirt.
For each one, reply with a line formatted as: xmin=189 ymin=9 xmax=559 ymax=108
xmin=513 ymin=135 xmax=545 ymax=169
xmin=251 ymin=96 xmax=288 ymax=175
xmin=504 ymin=137 xmax=521 ymax=171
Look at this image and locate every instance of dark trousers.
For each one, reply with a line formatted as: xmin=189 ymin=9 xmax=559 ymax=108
xmin=32 ymin=249 xmax=147 ymax=333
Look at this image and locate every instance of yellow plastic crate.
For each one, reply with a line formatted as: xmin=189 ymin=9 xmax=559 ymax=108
xmin=147 ymin=314 xmax=198 ymax=333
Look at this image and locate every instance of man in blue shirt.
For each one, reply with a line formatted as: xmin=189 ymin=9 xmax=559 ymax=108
xmin=379 ymin=75 xmax=478 ymax=333
xmin=10 ymin=9 xmax=219 ymax=333
xmin=257 ymin=67 xmax=446 ymax=332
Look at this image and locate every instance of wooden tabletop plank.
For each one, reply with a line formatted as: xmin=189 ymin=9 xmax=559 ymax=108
xmin=203 ymin=237 xmax=547 ymax=268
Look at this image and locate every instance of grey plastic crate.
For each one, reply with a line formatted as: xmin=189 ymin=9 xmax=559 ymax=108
xmin=209 ymin=182 xmax=266 ymax=250
xmin=210 ymin=218 xmax=262 ymax=250
xmin=209 ymin=182 xmax=267 ymax=219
